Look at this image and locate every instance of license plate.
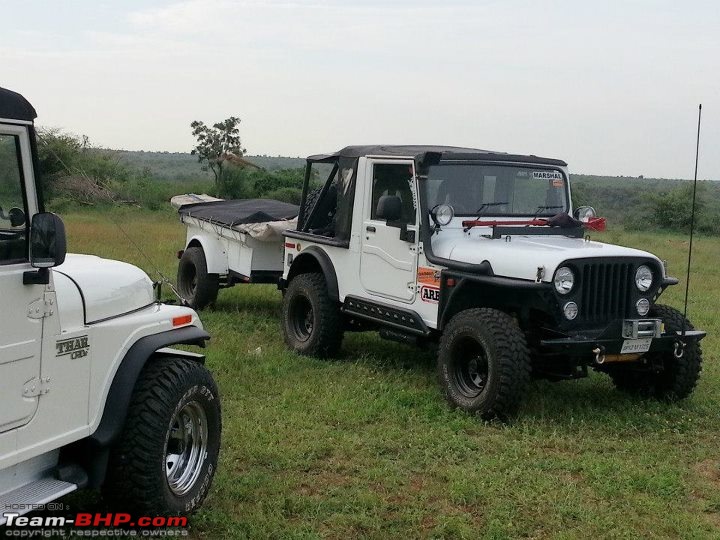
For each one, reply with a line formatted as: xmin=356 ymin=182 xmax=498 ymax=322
xmin=620 ymin=338 xmax=652 ymax=354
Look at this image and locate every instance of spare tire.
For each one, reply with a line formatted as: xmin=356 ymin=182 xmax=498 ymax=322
xmin=302 ymin=186 xmax=336 ymax=230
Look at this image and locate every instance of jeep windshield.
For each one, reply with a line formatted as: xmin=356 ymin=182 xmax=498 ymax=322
xmin=423 ymin=163 xmax=569 ymax=217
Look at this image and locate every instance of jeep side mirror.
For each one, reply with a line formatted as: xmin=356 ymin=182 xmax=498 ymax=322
xmin=376 ymin=195 xmax=402 ymax=222
xmin=30 ymin=212 xmax=67 ymax=268
xmin=573 ymin=206 xmax=596 ymax=222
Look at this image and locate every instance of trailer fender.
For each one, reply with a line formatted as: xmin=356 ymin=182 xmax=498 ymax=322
xmin=186 ymin=234 xmax=229 ymax=275
xmin=89 ymin=325 xmax=210 ymax=447
xmin=286 ymin=246 xmax=339 ymax=301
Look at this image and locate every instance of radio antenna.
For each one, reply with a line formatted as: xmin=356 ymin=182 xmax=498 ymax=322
xmin=682 ymin=104 xmax=702 ymax=336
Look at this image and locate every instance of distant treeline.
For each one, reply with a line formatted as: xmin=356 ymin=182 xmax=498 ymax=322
xmin=110 ymin=149 xmax=305 ymax=182
xmin=571 ymin=174 xmax=720 ymax=234
xmin=38 ymin=134 xmax=720 ymax=234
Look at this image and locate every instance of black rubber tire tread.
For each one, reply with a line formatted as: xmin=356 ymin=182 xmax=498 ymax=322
xmin=609 ymin=304 xmax=702 ymax=400
xmin=438 ymin=308 xmax=531 ymax=420
xmin=177 ymin=246 xmax=219 ymax=310
xmin=282 ymin=272 xmax=343 ymax=358
xmin=103 ymin=357 xmax=222 ymax=514
xmin=301 ymin=187 xmax=329 ymax=229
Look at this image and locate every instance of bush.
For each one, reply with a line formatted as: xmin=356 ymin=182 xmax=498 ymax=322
xmin=217 ymin=166 xmax=305 ymax=200
xmin=264 ymin=187 xmax=302 ymax=204
xmin=37 ymin=128 xmax=134 ymax=197
xmin=643 ymin=183 xmax=707 ymax=233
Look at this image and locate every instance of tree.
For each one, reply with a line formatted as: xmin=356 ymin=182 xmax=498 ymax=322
xmin=190 ymin=117 xmax=246 ymax=189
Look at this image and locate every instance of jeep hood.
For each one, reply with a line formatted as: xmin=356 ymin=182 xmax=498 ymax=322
xmin=54 ymin=254 xmax=155 ymax=323
xmin=432 ymin=233 xmax=662 ymax=282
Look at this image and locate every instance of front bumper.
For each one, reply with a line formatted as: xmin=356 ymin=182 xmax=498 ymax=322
xmin=540 ymin=318 xmax=706 ymax=359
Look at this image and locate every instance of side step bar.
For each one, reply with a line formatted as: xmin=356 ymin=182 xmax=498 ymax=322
xmin=0 ymin=479 xmax=77 ymax=525
xmin=342 ymin=295 xmax=430 ymax=336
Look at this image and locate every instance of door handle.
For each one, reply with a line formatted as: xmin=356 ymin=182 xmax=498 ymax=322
xmin=366 ymin=226 xmax=376 ymax=233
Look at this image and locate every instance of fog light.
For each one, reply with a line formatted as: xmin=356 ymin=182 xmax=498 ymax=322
xmin=563 ymin=302 xmax=578 ymax=320
xmin=636 ymin=298 xmax=650 ymax=316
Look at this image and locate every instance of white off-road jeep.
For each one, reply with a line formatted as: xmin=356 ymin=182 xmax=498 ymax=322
xmin=0 ymin=87 xmax=221 ymax=524
xmin=279 ymin=146 xmax=706 ymax=418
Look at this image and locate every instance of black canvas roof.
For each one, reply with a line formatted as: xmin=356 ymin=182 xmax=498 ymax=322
xmin=0 ymin=87 xmax=37 ymax=122
xmin=307 ymin=145 xmax=567 ymax=167
xmin=178 ymin=198 xmax=299 ymax=227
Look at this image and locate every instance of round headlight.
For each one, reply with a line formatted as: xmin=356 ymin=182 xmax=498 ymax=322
xmin=554 ymin=266 xmax=575 ymax=295
xmin=563 ymin=302 xmax=578 ymax=320
xmin=434 ymin=204 xmax=454 ymax=226
xmin=636 ymin=298 xmax=650 ymax=316
xmin=635 ymin=265 xmax=653 ymax=292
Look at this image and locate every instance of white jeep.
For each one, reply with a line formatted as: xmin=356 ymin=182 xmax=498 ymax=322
xmin=0 ymin=88 xmax=221 ymax=524
xmin=176 ymin=145 xmax=705 ymax=420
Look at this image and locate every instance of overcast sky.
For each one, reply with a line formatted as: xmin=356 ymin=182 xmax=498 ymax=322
xmin=3 ymin=0 xmax=719 ymax=179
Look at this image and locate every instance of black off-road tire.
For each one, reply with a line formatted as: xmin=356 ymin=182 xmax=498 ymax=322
xmin=608 ymin=304 xmax=702 ymax=400
xmin=177 ymin=246 xmax=219 ymax=309
xmin=438 ymin=308 xmax=531 ymax=420
xmin=103 ymin=357 xmax=222 ymax=514
xmin=282 ymin=272 xmax=343 ymax=358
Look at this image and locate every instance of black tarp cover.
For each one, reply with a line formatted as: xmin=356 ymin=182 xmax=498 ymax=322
xmin=179 ymin=198 xmax=299 ymax=227
xmin=0 ymin=87 xmax=37 ymax=121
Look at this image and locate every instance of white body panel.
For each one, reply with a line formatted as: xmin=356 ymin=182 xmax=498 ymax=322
xmin=359 ymin=158 xmax=419 ymax=303
xmin=431 ymin=220 xmax=663 ymax=283
xmin=0 ymin=265 xmax=44 ymax=434
xmin=183 ymin=216 xmax=285 ymax=277
xmin=55 ymin=254 xmax=155 ymax=323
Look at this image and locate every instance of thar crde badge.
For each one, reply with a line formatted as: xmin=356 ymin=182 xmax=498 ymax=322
xmin=56 ymin=335 xmax=90 ymax=359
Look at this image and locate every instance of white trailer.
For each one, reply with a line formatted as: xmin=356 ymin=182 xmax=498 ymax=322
xmin=173 ymin=196 xmax=298 ymax=307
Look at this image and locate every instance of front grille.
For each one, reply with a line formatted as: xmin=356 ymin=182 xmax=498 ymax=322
xmin=578 ymin=262 xmax=633 ymax=322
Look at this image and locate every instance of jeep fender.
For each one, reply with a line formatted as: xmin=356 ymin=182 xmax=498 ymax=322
xmin=89 ymin=325 xmax=209 ymax=447
xmin=286 ymin=246 xmax=339 ymax=301
xmin=186 ymin=234 xmax=228 ymax=275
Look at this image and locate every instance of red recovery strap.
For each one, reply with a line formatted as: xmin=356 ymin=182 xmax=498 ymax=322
xmin=461 ymin=218 xmax=549 ymax=228
xmin=460 ymin=217 xmax=607 ymax=231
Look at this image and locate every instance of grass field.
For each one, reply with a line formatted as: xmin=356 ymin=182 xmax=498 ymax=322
xmin=62 ymin=209 xmax=720 ymax=539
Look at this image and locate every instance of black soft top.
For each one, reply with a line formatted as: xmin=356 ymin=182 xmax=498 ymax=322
xmin=0 ymin=87 xmax=37 ymax=122
xmin=178 ymin=198 xmax=299 ymax=227
xmin=307 ymin=145 xmax=567 ymax=167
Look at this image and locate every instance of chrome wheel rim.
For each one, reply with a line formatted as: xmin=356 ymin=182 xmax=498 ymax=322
xmin=165 ymin=401 xmax=208 ymax=496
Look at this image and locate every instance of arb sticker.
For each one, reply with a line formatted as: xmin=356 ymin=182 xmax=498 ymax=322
xmin=421 ymin=285 xmax=440 ymax=304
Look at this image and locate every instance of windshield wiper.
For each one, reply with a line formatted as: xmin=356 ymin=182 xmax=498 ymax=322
xmin=463 ymin=202 xmax=509 ymax=232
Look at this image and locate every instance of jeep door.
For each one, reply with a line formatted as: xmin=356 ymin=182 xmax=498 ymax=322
xmin=360 ymin=160 xmax=419 ymax=302
xmin=0 ymin=126 xmax=43 ymax=434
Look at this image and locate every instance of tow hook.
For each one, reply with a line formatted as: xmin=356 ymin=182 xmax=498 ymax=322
xmin=593 ymin=346 xmax=606 ymax=364
xmin=673 ymin=341 xmax=685 ymax=359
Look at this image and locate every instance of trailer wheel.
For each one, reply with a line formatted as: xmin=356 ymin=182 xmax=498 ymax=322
xmin=438 ymin=308 xmax=531 ymax=420
xmin=103 ymin=357 xmax=221 ymax=514
xmin=607 ymin=304 xmax=702 ymax=400
xmin=282 ymin=272 xmax=343 ymax=358
xmin=177 ymin=246 xmax=219 ymax=309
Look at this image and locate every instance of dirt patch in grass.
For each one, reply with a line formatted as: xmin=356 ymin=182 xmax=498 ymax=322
xmin=694 ymin=459 xmax=720 ymax=485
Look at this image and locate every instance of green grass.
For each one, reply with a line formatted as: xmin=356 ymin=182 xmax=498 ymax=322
xmin=61 ymin=209 xmax=720 ymax=539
